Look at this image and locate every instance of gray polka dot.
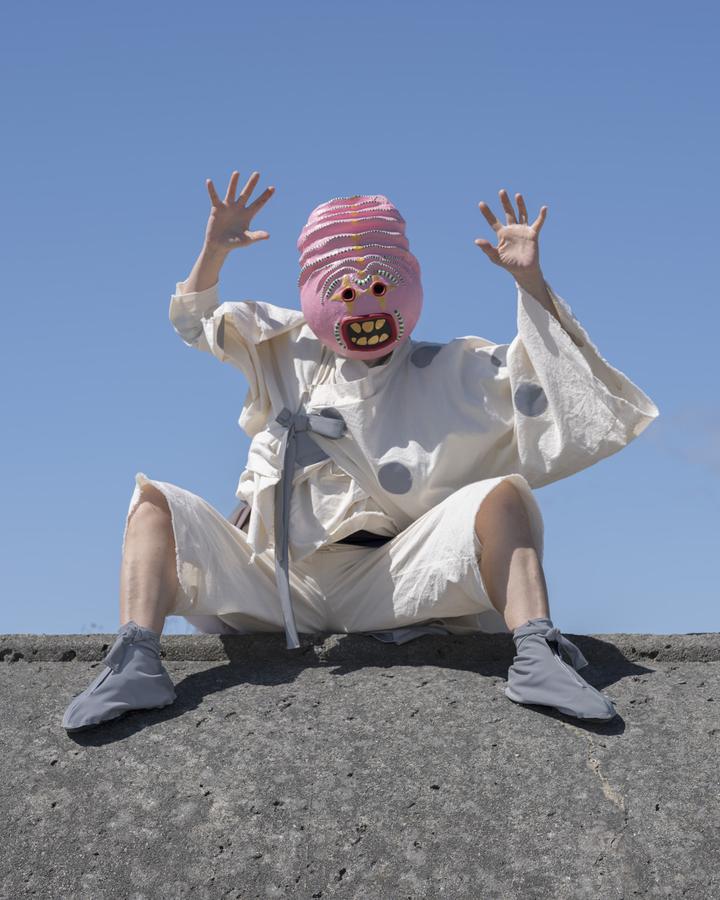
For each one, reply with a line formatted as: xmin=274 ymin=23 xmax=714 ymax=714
xmin=490 ymin=346 xmax=508 ymax=368
xmin=319 ymin=406 xmax=344 ymax=423
xmin=410 ymin=343 xmax=443 ymax=368
xmin=378 ymin=461 xmax=413 ymax=494
xmin=514 ymin=382 xmax=548 ymax=417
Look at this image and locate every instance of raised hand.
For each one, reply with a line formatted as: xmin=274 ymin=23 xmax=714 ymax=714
xmin=474 ymin=189 xmax=547 ymax=277
xmin=204 ymin=170 xmax=275 ymax=253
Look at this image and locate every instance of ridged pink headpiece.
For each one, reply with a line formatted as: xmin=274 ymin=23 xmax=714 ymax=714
xmin=297 ymin=194 xmax=423 ymax=360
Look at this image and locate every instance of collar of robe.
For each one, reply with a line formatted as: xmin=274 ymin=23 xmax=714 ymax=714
xmin=312 ymin=335 xmax=413 ymax=405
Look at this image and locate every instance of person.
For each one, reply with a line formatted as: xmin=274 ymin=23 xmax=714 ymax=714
xmin=62 ymin=170 xmax=659 ymax=732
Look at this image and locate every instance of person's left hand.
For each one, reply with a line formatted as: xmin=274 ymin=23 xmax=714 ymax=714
xmin=475 ymin=189 xmax=547 ymax=277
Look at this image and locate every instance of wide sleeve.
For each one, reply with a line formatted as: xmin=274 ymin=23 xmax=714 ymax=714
xmin=168 ymin=280 xmax=306 ymax=435
xmin=457 ymin=279 xmax=660 ymax=489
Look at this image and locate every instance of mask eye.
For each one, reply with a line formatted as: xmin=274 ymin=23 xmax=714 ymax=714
xmin=372 ymin=281 xmax=387 ymax=296
xmin=341 ymin=287 xmax=356 ymax=301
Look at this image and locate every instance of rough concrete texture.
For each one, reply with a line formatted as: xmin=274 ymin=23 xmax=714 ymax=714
xmin=1 ymin=631 xmax=719 ymax=899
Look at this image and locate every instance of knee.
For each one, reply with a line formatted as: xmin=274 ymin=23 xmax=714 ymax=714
xmin=479 ymin=479 xmax=526 ymax=515
xmin=474 ymin=480 xmax=529 ymax=537
xmin=128 ymin=486 xmax=172 ymax=532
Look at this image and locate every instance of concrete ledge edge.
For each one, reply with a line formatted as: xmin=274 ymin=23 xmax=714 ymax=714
xmin=1 ymin=632 xmax=719 ymax=664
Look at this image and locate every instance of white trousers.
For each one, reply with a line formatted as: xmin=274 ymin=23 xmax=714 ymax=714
xmin=123 ymin=472 xmax=545 ymax=639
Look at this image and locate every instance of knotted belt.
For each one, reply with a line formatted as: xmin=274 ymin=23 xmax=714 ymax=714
xmin=273 ymin=405 xmax=347 ymax=649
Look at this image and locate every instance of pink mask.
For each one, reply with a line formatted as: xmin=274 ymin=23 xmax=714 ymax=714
xmin=297 ymin=195 xmax=423 ymax=361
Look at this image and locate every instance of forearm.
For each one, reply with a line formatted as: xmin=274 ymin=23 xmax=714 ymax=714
xmin=513 ymin=269 xmax=562 ymax=326
xmin=514 ymin=269 xmax=585 ymax=349
xmin=179 ymin=243 xmax=231 ymax=295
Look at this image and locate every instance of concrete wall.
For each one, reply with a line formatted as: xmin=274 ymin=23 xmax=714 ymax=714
xmin=2 ymin=632 xmax=718 ymax=898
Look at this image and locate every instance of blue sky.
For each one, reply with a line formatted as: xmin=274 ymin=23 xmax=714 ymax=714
xmin=2 ymin=1 xmax=717 ymax=636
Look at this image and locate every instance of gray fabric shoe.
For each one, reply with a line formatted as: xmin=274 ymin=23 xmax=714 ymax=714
xmin=505 ymin=617 xmax=617 ymax=722
xmin=62 ymin=620 xmax=177 ymax=732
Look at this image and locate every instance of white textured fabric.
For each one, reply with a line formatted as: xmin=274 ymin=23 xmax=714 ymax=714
xmin=167 ymin=278 xmax=659 ymax=565
xmin=123 ymin=471 xmax=542 ymax=639
xmin=160 ymin=276 xmax=658 ymax=641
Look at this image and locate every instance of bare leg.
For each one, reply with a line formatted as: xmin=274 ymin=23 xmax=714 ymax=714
xmin=119 ymin=484 xmax=180 ymax=635
xmin=473 ymin=480 xmax=550 ymax=632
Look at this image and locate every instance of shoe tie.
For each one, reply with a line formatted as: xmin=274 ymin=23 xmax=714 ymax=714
xmin=514 ymin=619 xmax=589 ymax=671
xmin=103 ymin=621 xmax=157 ymax=673
xmin=543 ymin=626 xmax=589 ymax=670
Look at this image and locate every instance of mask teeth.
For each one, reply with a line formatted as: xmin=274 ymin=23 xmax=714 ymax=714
xmin=333 ymin=310 xmax=406 ymax=350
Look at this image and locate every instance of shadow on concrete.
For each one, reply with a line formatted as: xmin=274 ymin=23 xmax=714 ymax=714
xmin=63 ymin=632 xmax=652 ymax=744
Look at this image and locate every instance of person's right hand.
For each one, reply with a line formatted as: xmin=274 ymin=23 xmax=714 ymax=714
xmin=203 ymin=170 xmax=275 ymax=253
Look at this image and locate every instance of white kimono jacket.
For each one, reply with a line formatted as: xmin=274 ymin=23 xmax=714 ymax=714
xmin=169 ymin=283 xmax=659 ymax=647
xmin=168 ymin=277 xmax=659 ymax=642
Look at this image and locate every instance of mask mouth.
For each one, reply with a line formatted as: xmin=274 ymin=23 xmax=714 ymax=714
xmin=341 ymin=312 xmax=397 ymax=350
